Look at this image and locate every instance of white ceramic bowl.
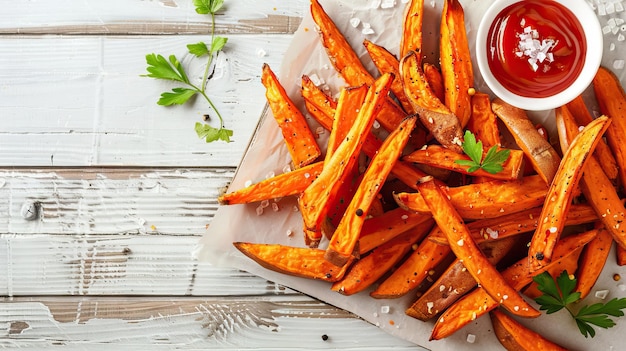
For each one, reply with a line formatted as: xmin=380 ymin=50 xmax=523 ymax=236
xmin=475 ymin=0 xmax=603 ymax=111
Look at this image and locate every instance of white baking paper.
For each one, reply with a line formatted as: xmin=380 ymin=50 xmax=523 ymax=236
xmin=197 ymin=0 xmax=626 ymax=349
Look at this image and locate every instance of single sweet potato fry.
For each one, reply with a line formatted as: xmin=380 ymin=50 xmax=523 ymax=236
xmin=300 ymin=73 xmax=393 ymax=235
xmin=404 ymin=144 xmax=524 ymax=181
xmin=331 ymin=224 xmax=431 ymax=296
xmin=395 ymin=174 xmax=548 ymax=220
xmin=593 ymin=66 xmax=626 ymax=188
xmin=575 ymin=227 xmax=613 ymax=299
xmin=326 ymin=85 xmax=368 ymax=158
xmin=556 ymin=105 xmax=626 ymax=250
xmin=428 ymin=203 xmax=598 ymax=246
xmin=326 ymin=115 xmax=418 ymax=266
xmin=301 ymin=74 xmax=336 ymax=130
xmin=359 ymin=208 xmax=434 ymax=255
xmin=417 ymin=176 xmax=539 ymax=318
xmin=430 ymin=229 xmax=598 ymax=340
xmin=262 ymin=64 xmax=321 ymax=169
xmin=528 ymin=116 xmax=611 ymax=272
xmin=490 ymin=309 xmax=569 ymax=351
xmin=400 ymin=0 xmax=424 ymax=58
xmin=440 ymin=0 xmax=473 ymax=127
xmin=310 ymin=0 xmax=405 ymax=132
xmin=218 ymin=161 xmax=324 ymax=205
xmin=364 ymin=39 xmax=413 ymax=114
xmin=566 ymin=94 xmax=618 ymax=180
xmin=400 ymin=50 xmax=464 ymax=154
xmin=234 ymin=242 xmax=353 ymax=282
xmin=492 ymin=98 xmax=561 ymax=185
xmin=423 ymin=63 xmax=446 ymax=105
xmin=467 ymin=92 xmax=501 ymax=147
xmin=406 ymin=236 xmax=517 ymax=321
xmin=370 ymin=228 xmax=452 ymax=299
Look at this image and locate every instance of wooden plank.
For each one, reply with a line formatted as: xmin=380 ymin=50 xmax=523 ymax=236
xmin=0 ymin=168 xmax=233 ymax=235
xmin=0 ymin=0 xmax=305 ymax=35
xmin=0 ymin=234 xmax=284 ymax=296
xmin=0 ymin=34 xmax=294 ymax=167
xmin=0 ymin=296 xmax=425 ymax=350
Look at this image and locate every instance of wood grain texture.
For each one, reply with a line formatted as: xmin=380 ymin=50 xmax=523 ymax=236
xmin=0 ymin=0 xmax=305 ymax=34
xmin=0 ymin=296 xmax=423 ymax=350
xmin=0 ymin=35 xmax=294 ymax=167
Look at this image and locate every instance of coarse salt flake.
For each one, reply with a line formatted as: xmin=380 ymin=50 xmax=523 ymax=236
xmin=381 ymin=0 xmax=396 ymax=8
xmin=350 ymin=17 xmax=361 ymax=28
xmin=486 ymin=227 xmax=499 ymax=239
xmin=457 ymin=239 xmax=464 ymax=246
xmin=549 ymin=226 xmax=558 ymax=233
xmin=308 ymin=73 xmax=323 ymax=86
xmin=426 ymin=302 xmax=434 ymax=314
xmin=466 ymin=334 xmax=476 ymax=343
xmin=244 ymin=180 xmax=253 ymax=187
xmin=595 ymin=289 xmax=610 ymax=299
xmin=380 ymin=305 xmax=390 ymax=314
xmin=401 ymin=214 xmax=409 ymax=220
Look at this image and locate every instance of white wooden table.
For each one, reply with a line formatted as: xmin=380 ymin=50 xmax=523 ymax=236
xmin=0 ymin=0 xmax=425 ymax=349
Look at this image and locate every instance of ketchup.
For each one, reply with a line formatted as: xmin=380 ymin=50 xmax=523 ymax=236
xmin=486 ymin=0 xmax=586 ymax=98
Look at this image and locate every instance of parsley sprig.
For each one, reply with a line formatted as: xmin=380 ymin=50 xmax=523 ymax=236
xmin=533 ymin=270 xmax=626 ymax=338
xmin=454 ymin=130 xmax=510 ymax=174
xmin=142 ymin=0 xmax=233 ymax=143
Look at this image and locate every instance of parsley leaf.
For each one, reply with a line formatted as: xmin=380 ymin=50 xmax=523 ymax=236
xmin=194 ymin=0 xmax=224 ymax=15
xmin=454 ymin=130 xmax=510 ymax=174
xmin=187 ymin=42 xmax=210 ymax=57
xmin=143 ymin=0 xmax=231 ymax=143
xmin=158 ymin=88 xmax=198 ymax=106
xmin=533 ymin=270 xmax=626 ymax=338
xmin=195 ymin=122 xmax=233 ymax=143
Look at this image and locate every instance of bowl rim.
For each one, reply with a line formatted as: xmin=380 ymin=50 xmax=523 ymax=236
xmin=475 ymin=0 xmax=603 ymax=111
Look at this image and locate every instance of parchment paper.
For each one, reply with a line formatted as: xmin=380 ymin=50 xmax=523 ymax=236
xmin=197 ymin=0 xmax=626 ymax=349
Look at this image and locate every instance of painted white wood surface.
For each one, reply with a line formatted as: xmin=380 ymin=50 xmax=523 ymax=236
xmin=0 ymin=0 xmax=429 ymax=349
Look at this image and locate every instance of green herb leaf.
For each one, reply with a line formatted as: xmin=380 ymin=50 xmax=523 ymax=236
xmin=187 ymin=42 xmax=210 ymax=57
xmin=195 ymin=122 xmax=233 ymax=143
xmin=143 ymin=53 xmax=188 ymax=83
xmin=194 ymin=0 xmax=224 ymax=14
xmin=157 ymin=88 xmax=198 ymax=106
xmin=534 ymin=270 xmax=626 ymax=338
xmin=454 ymin=130 xmax=510 ymax=174
xmin=211 ymin=36 xmax=228 ymax=53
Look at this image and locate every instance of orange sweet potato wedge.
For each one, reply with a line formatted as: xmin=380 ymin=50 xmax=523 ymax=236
xmin=566 ymin=94 xmax=618 ymax=180
xmin=400 ymin=0 xmax=424 ymax=58
xmin=423 ymin=63 xmax=446 ymax=105
xmin=467 ymin=92 xmax=501 ymax=147
xmin=331 ymin=223 xmax=432 ymax=296
xmin=528 ymin=116 xmax=611 ymax=272
xmin=370 ymin=228 xmax=452 ymax=299
xmin=233 ymin=242 xmax=353 ymax=282
xmin=575 ymin=226 xmax=613 ymax=299
xmin=406 ymin=236 xmax=517 ymax=321
xmin=364 ymin=39 xmax=413 ymax=113
xmin=440 ymin=0 xmax=473 ymax=127
xmin=358 ymin=208 xmax=433 ymax=255
xmin=556 ymin=105 xmax=626 ymax=250
xmin=417 ymin=176 xmax=539 ymax=318
xmin=400 ymin=50 xmax=464 ymax=154
xmin=395 ymin=174 xmax=548 ymax=220
xmin=326 ymin=85 xmax=368 ymax=158
xmin=262 ymin=64 xmax=321 ymax=169
xmin=593 ymin=66 xmax=626 ymax=188
xmin=301 ymin=74 xmax=336 ymax=130
xmin=325 ymin=115 xmax=418 ymax=266
xmin=430 ymin=229 xmax=598 ymax=340
xmin=299 ymin=73 xmax=393 ymax=236
xmin=492 ymin=98 xmax=561 ymax=185
xmin=310 ymin=0 xmax=405 ymax=132
xmin=490 ymin=309 xmax=570 ymax=351
xmin=219 ymin=161 xmax=323 ymax=205
xmin=404 ymin=144 xmax=524 ymax=181
xmin=428 ymin=203 xmax=598 ymax=246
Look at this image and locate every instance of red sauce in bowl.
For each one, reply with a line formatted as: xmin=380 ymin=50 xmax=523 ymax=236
xmin=486 ymin=0 xmax=586 ymax=98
